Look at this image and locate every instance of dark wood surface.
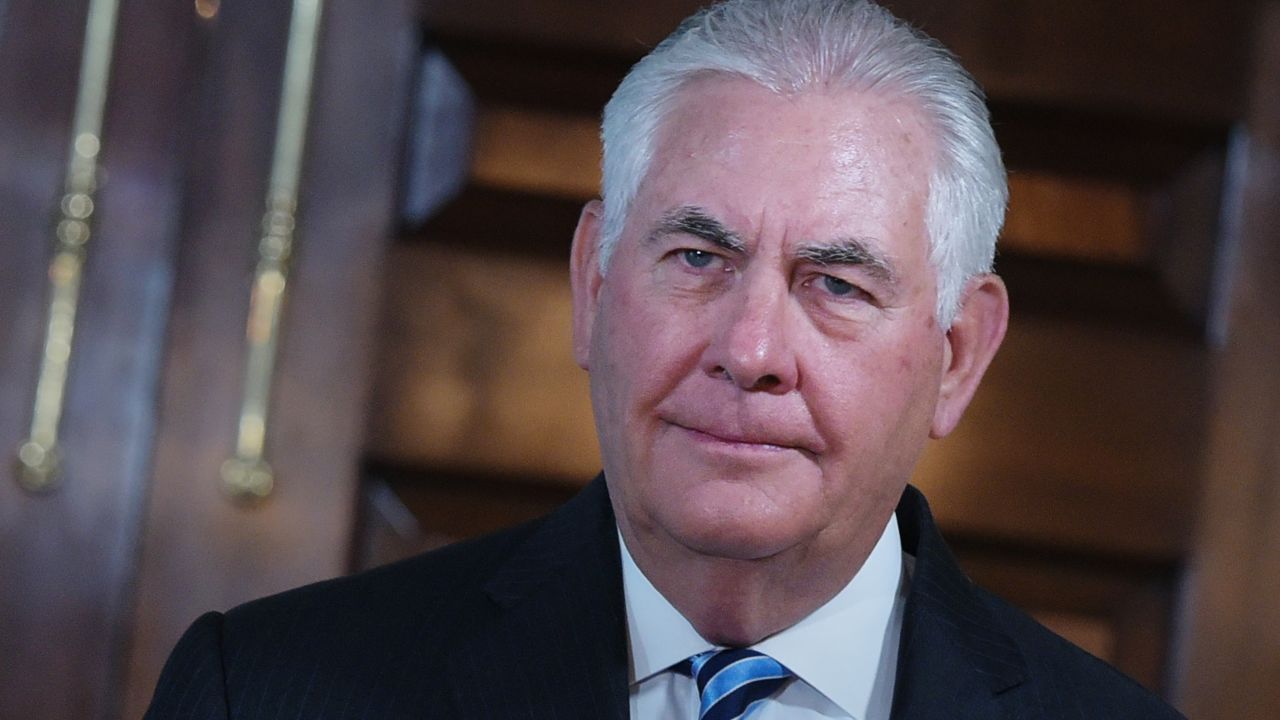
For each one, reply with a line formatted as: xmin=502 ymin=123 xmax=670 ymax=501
xmin=420 ymin=0 xmax=1253 ymax=124
xmin=431 ymin=28 xmax=1232 ymax=188
xmin=120 ymin=1 xmax=415 ymax=717
xmin=0 ymin=1 xmax=203 ymax=717
xmin=1179 ymin=4 xmax=1280 ymax=718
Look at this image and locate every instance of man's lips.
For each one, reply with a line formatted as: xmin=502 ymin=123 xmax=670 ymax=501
xmin=665 ymin=419 xmax=821 ymax=455
xmin=679 ymin=424 xmax=790 ymax=450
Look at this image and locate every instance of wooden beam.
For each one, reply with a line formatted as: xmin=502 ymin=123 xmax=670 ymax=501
xmin=403 ymin=185 xmax=583 ymax=258
xmin=1004 ymin=172 xmax=1146 ymax=263
xmin=420 ymin=0 xmax=1254 ymax=125
xmin=990 ymin=102 xmax=1227 ymax=185
xmin=432 ymin=33 xmax=629 ymax=117
xmin=884 ymin=0 xmax=1252 ymax=125
xmin=470 ymin=105 xmax=600 ymax=200
xmin=996 ymin=254 xmax=1196 ymax=337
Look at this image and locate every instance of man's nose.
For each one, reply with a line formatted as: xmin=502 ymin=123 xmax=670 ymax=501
xmin=706 ymin=275 xmax=799 ymax=393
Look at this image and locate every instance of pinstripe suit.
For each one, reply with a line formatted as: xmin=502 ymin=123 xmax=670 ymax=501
xmin=144 ymin=476 xmax=1183 ymax=719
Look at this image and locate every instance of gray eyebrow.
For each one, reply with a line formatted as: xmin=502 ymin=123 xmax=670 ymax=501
xmin=648 ymin=206 xmax=746 ymax=254
xmin=648 ymin=209 xmax=897 ymax=286
xmin=796 ymin=239 xmax=898 ymax=286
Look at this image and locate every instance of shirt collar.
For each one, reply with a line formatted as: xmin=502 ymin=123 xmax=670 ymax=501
xmin=620 ymin=532 xmax=710 ymax=683
xmin=620 ymin=515 xmax=904 ymax=719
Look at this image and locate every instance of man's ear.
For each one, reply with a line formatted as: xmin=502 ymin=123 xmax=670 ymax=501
xmin=570 ymin=199 xmax=606 ymax=370
xmin=930 ymin=273 xmax=1009 ymax=439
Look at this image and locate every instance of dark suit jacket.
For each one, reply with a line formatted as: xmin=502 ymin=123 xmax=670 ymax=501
xmin=144 ymin=477 xmax=1184 ymax=719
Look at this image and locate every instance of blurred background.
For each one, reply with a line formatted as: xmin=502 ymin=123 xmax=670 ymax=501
xmin=1 ymin=0 xmax=1277 ymax=718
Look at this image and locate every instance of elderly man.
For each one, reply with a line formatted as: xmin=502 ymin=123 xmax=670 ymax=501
xmin=146 ymin=1 xmax=1184 ymax=718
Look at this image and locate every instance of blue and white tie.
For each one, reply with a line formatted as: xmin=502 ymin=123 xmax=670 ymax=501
xmin=687 ymin=648 xmax=794 ymax=720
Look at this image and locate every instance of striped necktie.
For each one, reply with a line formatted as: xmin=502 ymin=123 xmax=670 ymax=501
xmin=686 ymin=648 xmax=794 ymax=720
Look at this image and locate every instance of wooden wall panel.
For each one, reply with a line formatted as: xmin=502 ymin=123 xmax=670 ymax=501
xmin=884 ymin=0 xmax=1251 ymax=124
xmin=0 ymin=1 xmax=202 ymax=717
xmin=1003 ymin=172 xmax=1146 ymax=263
xmin=368 ymin=243 xmax=598 ymax=480
xmin=918 ymin=317 xmax=1207 ymax=559
xmin=471 ymin=106 xmax=599 ymax=200
xmin=1177 ymin=4 xmax=1280 ymax=717
xmin=121 ymin=1 xmax=415 ymax=716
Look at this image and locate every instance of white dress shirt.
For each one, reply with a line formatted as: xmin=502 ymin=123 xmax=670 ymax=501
xmin=621 ymin=516 xmax=908 ymax=719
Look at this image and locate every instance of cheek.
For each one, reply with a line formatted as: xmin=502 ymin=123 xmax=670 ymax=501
xmin=896 ymin=351 xmax=917 ymax=376
xmin=809 ymin=329 xmax=942 ymax=449
xmin=592 ymin=281 xmax=703 ymax=410
xmin=896 ymin=344 xmax=938 ymax=382
xmin=886 ymin=307 xmax=944 ymax=379
xmin=893 ymin=326 xmax=945 ymax=406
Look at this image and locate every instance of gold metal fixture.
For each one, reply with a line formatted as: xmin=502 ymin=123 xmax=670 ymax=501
xmin=194 ymin=0 xmax=221 ymax=21
xmin=16 ymin=0 xmax=122 ymax=493
xmin=221 ymin=0 xmax=325 ymax=503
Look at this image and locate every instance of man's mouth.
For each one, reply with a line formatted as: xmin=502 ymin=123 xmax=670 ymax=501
xmin=680 ymin=424 xmax=791 ymax=450
xmin=665 ymin=419 xmax=820 ymax=456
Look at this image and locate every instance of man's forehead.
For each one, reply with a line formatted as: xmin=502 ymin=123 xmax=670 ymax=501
xmin=660 ymin=75 xmax=933 ymax=149
xmin=646 ymin=77 xmax=935 ymax=198
xmin=623 ymin=75 xmax=935 ymax=269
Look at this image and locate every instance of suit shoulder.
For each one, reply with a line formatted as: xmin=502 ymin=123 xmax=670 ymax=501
xmin=973 ymin=587 xmax=1185 ymax=719
xmin=174 ymin=521 xmax=549 ymax=716
xmin=227 ymin=519 xmax=537 ymax=628
xmin=210 ymin=517 xmax=543 ymax=687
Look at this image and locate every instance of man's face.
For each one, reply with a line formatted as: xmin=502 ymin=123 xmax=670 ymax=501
xmin=574 ymin=77 xmax=950 ymax=565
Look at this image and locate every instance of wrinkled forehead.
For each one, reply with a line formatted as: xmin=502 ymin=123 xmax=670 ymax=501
xmin=634 ymin=76 xmax=937 ymax=255
xmin=651 ymin=74 xmax=938 ymax=176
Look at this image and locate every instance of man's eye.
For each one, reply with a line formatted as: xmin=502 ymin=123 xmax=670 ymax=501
xmin=822 ymin=275 xmax=857 ymax=296
xmin=680 ymin=249 xmax=716 ymax=269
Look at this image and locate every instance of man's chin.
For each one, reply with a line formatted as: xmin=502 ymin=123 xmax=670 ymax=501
xmin=634 ymin=468 xmax=825 ymax=561
xmin=662 ymin=511 xmax=812 ymax=563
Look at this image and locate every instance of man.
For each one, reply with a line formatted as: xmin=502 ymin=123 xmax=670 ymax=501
xmin=146 ymin=1 xmax=1184 ymax=718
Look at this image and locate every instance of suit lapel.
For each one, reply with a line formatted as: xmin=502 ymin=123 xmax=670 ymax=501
xmin=444 ymin=476 xmax=630 ymax=720
xmin=890 ymin=486 xmax=1027 ymax=720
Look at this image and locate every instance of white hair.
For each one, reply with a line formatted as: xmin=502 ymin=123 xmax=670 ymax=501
xmin=599 ymin=0 xmax=1006 ymax=327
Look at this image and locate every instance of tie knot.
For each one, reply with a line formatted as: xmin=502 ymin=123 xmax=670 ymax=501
xmin=686 ymin=648 xmax=794 ymax=720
